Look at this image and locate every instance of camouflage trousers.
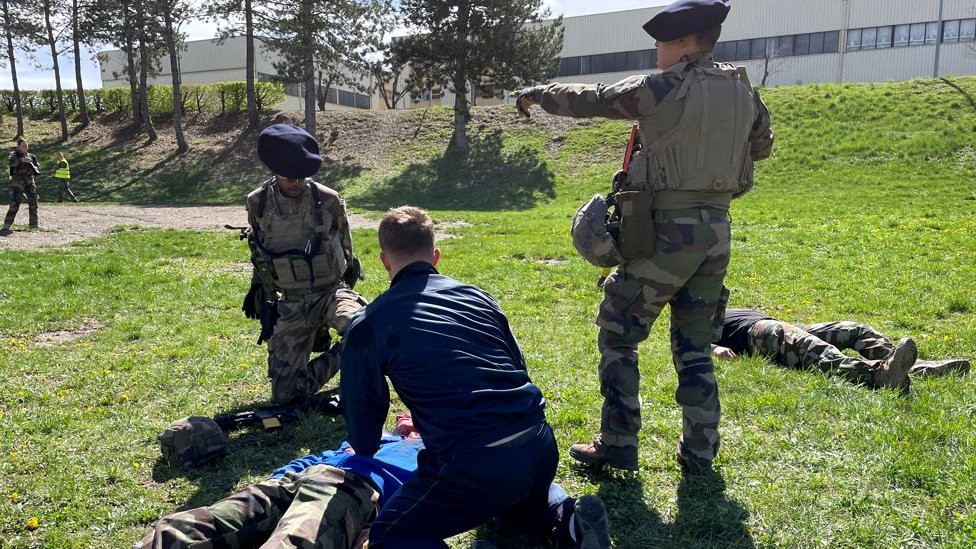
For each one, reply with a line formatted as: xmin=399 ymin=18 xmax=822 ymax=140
xmin=746 ymin=320 xmax=894 ymax=385
xmin=4 ymin=176 xmax=38 ymax=227
xmin=56 ymin=180 xmax=78 ymax=202
xmin=597 ymin=208 xmax=729 ymax=463
xmin=135 ymin=464 xmax=378 ymax=549
xmin=269 ymin=284 xmax=364 ymax=405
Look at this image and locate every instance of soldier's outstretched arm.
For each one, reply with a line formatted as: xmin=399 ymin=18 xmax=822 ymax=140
xmin=514 ymin=75 xmax=662 ymax=120
xmin=749 ymin=89 xmax=774 ymax=161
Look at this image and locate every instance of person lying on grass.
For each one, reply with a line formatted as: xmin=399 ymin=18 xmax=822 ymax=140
xmin=712 ymin=308 xmax=969 ymax=390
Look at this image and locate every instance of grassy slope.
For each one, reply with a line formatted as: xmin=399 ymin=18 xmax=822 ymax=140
xmin=1 ymin=77 xmax=975 ymax=548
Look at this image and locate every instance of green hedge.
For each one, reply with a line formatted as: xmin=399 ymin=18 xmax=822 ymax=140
xmin=0 ymin=81 xmax=285 ymax=117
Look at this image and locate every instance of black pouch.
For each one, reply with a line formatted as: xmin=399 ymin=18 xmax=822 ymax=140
xmin=711 ymin=285 xmax=730 ymax=343
xmin=615 ymin=189 xmax=656 ymax=260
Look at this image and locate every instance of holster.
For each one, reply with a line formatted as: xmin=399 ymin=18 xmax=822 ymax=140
xmin=257 ymin=300 xmax=279 ymax=345
xmin=712 ymin=285 xmax=730 ymax=343
xmin=615 ymin=189 xmax=656 ymax=260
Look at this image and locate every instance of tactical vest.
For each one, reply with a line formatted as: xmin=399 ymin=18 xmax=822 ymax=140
xmin=55 ymin=160 xmax=70 ymax=179
xmin=250 ymin=180 xmax=347 ymax=291
xmin=638 ymin=63 xmax=757 ymax=196
xmin=9 ymin=152 xmax=35 ymax=176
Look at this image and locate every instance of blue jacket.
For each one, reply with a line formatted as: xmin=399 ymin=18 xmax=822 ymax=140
xmin=340 ymin=262 xmax=546 ymax=458
xmin=271 ymin=434 xmax=423 ymax=507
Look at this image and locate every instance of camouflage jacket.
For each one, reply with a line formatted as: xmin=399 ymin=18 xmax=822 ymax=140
xmin=537 ymin=52 xmax=774 ymax=163
xmin=8 ymin=151 xmax=38 ymax=176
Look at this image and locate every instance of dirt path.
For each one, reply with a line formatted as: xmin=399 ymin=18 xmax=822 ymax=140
xmin=0 ymin=204 xmax=378 ymax=251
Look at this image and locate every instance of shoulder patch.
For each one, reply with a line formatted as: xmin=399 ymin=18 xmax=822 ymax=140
xmin=646 ymin=74 xmax=677 ymax=104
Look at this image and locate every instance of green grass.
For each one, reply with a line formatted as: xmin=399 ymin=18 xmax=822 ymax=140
xmin=1 ymin=76 xmax=976 ymax=547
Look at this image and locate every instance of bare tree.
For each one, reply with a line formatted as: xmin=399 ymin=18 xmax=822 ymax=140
xmin=760 ymin=43 xmax=788 ymax=87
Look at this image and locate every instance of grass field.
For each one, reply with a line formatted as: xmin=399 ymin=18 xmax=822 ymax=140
xmin=1 ymin=77 xmax=975 ymax=548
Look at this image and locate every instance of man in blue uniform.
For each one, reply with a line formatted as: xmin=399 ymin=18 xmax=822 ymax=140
xmin=340 ymin=206 xmax=610 ymax=549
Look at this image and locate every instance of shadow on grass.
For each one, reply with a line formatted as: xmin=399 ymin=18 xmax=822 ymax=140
xmin=591 ymin=468 xmax=753 ymax=548
xmin=355 ymin=129 xmax=555 ymax=211
xmin=149 ymin=392 xmax=347 ymax=513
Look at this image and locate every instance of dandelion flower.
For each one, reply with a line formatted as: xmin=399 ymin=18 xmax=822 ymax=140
xmin=25 ymin=517 xmax=39 ymax=530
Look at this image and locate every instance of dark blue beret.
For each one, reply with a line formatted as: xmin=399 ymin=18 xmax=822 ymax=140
xmin=257 ymin=124 xmax=322 ymax=179
xmin=643 ymin=0 xmax=730 ymax=42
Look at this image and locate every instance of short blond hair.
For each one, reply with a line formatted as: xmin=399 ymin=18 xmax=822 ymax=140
xmin=378 ymin=206 xmax=435 ymax=257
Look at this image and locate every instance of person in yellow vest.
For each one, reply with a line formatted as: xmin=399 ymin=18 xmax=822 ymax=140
xmin=54 ymin=152 xmax=79 ymax=203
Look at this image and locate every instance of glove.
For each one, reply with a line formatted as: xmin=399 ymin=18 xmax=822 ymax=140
xmin=510 ymin=86 xmax=543 ymax=118
xmin=342 ymin=254 xmax=364 ymax=289
xmin=242 ymin=283 xmax=265 ymax=319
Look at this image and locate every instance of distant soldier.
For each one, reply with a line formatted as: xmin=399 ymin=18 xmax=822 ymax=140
xmin=243 ymin=124 xmax=365 ymax=406
xmin=54 ymin=152 xmax=79 ymax=202
xmin=513 ymin=0 xmax=774 ymax=474
xmin=3 ymin=137 xmax=40 ymax=235
xmin=712 ymin=308 xmax=968 ymax=384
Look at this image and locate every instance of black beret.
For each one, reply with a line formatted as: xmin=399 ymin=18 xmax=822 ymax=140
xmin=257 ymin=124 xmax=322 ymax=179
xmin=643 ymin=0 xmax=730 ymax=42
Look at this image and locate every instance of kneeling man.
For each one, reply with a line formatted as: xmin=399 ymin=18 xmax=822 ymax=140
xmin=341 ymin=206 xmax=609 ymax=548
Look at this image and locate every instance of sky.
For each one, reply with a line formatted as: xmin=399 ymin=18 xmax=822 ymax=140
xmin=0 ymin=0 xmax=668 ymax=90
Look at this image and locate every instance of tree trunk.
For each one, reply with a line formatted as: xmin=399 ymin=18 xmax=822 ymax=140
xmin=135 ymin=0 xmax=157 ymax=141
xmin=43 ymin=0 xmax=69 ymax=140
xmin=123 ymin=4 xmax=141 ymax=123
xmin=300 ymin=0 xmax=315 ymax=135
xmin=448 ymin=79 xmax=471 ymax=155
xmin=163 ymin=9 xmax=188 ymax=153
xmin=2 ymin=0 xmax=24 ymax=136
xmin=245 ymin=0 xmax=257 ymax=127
xmin=72 ymin=0 xmax=90 ymax=126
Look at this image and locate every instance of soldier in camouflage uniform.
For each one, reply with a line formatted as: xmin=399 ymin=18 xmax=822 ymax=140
xmin=244 ymin=124 xmax=364 ymax=405
xmin=713 ymin=308 xmax=970 ymax=384
xmin=2 ymin=137 xmax=40 ymax=235
xmin=514 ymin=0 xmax=774 ymax=473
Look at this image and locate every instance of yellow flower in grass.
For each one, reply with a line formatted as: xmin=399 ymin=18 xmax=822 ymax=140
xmin=119 ymin=393 xmax=130 ymax=402
xmin=10 ymin=491 xmax=19 ymax=503
xmin=132 ymin=461 xmax=141 ymax=469
xmin=25 ymin=516 xmax=39 ymax=530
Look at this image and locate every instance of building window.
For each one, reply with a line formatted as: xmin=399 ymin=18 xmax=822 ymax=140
xmin=925 ymin=21 xmax=939 ymax=44
xmin=893 ymin=24 xmax=911 ymax=47
xmin=735 ymin=39 xmax=751 ymax=61
xmin=591 ymin=53 xmax=613 ymax=74
xmin=557 ymin=57 xmax=580 ymax=77
xmin=810 ymin=32 xmax=826 ymax=54
xmin=794 ymin=33 xmax=811 ymax=56
xmin=847 ymin=28 xmax=861 ymax=51
xmin=943 ymin=20 xmax=960 ymax=43
xmin=909 ymin=23 xmax=925 ymax=45
xmin=751 ymin=38 xmax=766 ymax=59
xmin=639 ymin=50 xmax=657 ymax=70
xmin=877 ymin=26 xmax=893 ymax=48
xmin=861 ymin=27 xmax=877 ymax=49
xmin=961 ymin=19 xmax=976 ymax=41
xmin=580 ymin=56 xmax=591 ymax=74
xmin=824 ymin=31 xmax=840 ymax=53
xmin=778 ymin=35 xmax=794 ymax=56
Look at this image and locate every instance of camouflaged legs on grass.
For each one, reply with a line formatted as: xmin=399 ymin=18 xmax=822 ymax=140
xmin=670 ymin=272 xmax=725 ymax=464
xmin=135 ymin=465 xmax=377 ymax=549
xmin=747 ymin=319 xmax=875 ymax=385
xmin=799 ymin=321 xmax=894 ymax=361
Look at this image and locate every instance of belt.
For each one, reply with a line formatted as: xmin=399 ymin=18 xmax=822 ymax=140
xmin=280 ymin=284 xmax=335 ymax=299
xmin=652 ymin=207 xmax=729 ymax=223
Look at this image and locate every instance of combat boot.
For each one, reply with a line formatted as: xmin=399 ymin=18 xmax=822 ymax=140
xmin=910 ymin=358 xmax=971 ymax=378
xmin=676 ymin=451 xmax=714 ymax=476
xmin=571 ymin=496 xmax=610 ymax=549
xmin=568 ymin=438 xmax=638 ymax=471
xmin=0 ymin=224 xmax=11 ymax=236
xmin=871 ymin=337 xmax=917 ymax=390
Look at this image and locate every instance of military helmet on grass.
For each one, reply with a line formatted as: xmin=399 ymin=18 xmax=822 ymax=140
xmin=159 ymin=416 xmax=229 ymax=468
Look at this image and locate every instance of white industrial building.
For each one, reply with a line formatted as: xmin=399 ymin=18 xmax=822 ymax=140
xmin=98 ymin=0 xmax=976 ymax=111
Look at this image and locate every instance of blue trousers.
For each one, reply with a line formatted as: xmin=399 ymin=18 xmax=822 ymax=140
xmin=368 ymin=422 xmax=559 ymax=548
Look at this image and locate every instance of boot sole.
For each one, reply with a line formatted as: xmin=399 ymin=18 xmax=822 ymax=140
xmin=568 ymin=448 xmax=638 ymax=471
xmin=574 ymin=496 xmax=610 ymax=549
xmin=910 ymin=359 xmax=971 ymax=378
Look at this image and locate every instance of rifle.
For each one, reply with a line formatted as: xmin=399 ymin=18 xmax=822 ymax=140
xmin=225 ymin=224 xmax=249 ymax=240
xmin=213 ymin=394 xmax=341 ymax=432
xmin=597 ymin=124 xmax=641 ymax=287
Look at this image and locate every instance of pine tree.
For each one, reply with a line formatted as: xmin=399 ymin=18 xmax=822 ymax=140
xmin=394 ymin=0 xmax=563 ymax=155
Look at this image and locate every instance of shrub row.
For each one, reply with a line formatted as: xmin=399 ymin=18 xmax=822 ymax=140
xmin=0 ymin=81 xmax=285 ymax=117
